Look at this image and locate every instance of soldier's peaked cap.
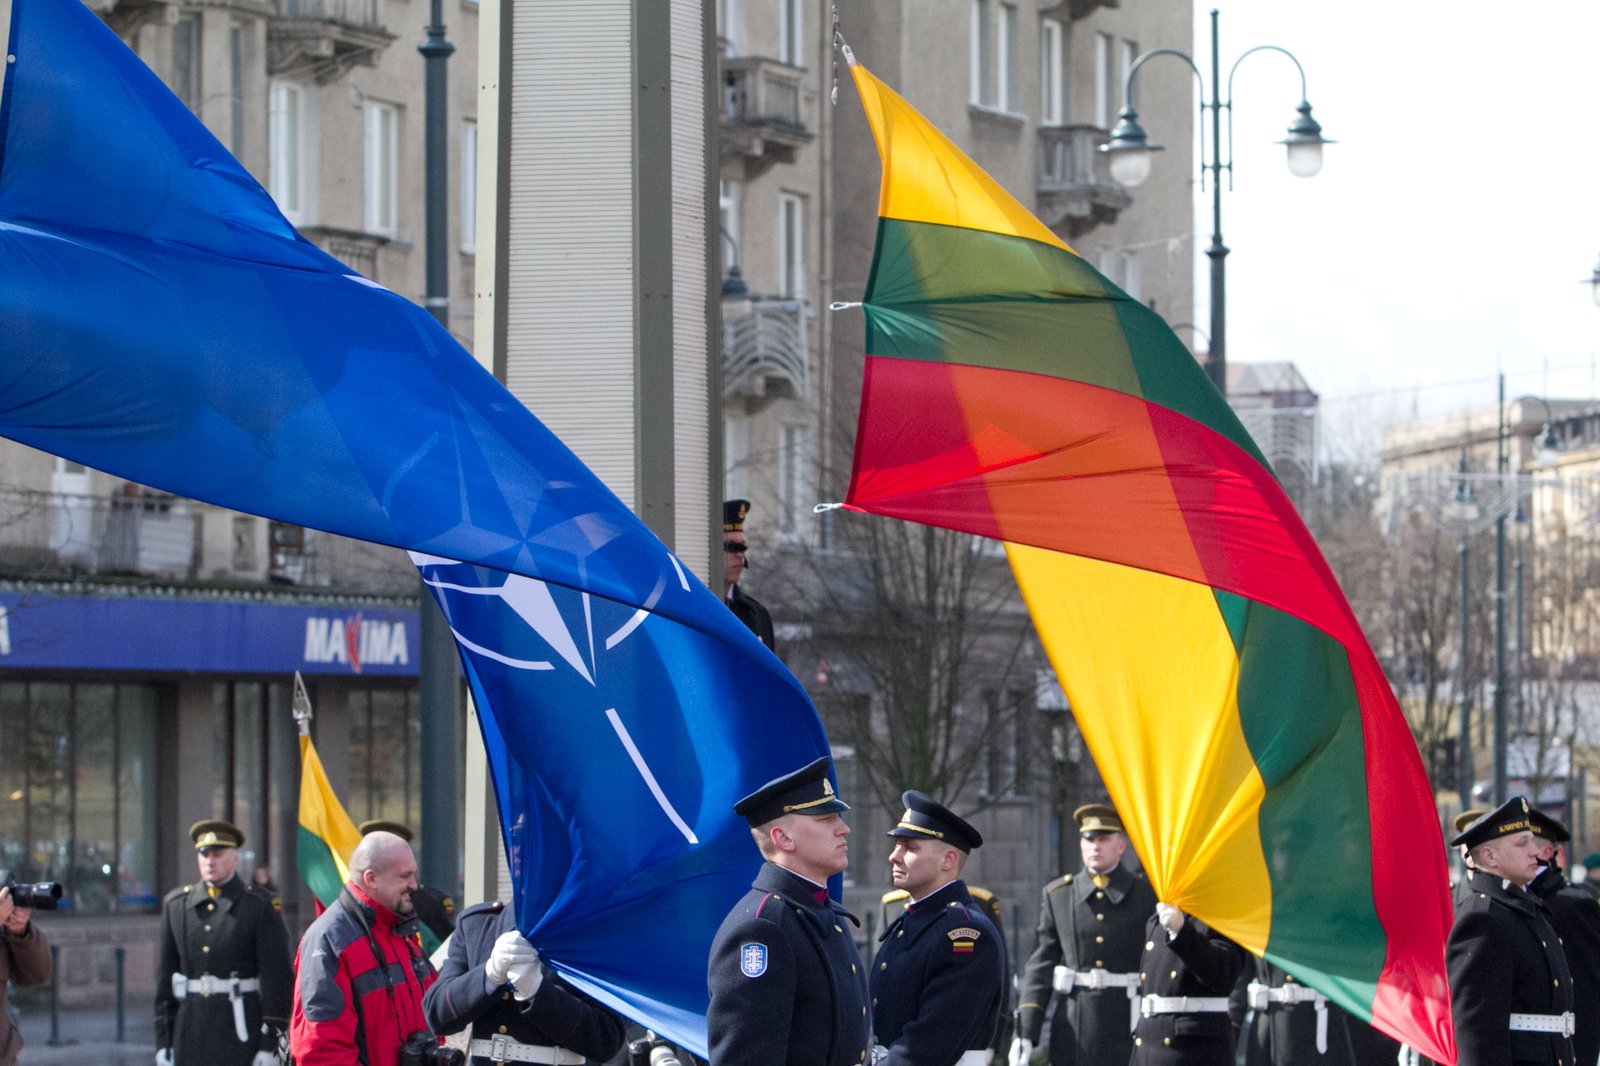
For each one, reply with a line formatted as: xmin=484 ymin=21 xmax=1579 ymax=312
xmin=733 ymin=756 xmax=849 ymax=827
xmin=1450 ymin=795 xmax=1535 ymax=849
xmin=1529 ymin=807 xmax=1571 ymax=844
xmin=1453 ymin=808 xmax=1488 ymax=834
xmin=888 ymin=790 xmax=983 ymax=853
xmin=1073 ymin=803 xmax=1123 ymax=834
xmin=190 ymin=819 xmax=244 ymax=850
xmin=723 ymin=499 xmax=751 ymax=533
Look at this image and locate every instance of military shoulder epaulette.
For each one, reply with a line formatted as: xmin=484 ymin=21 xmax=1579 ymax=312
xmin=459 ymin=900 xmax=506 ymax=921
xmin=751 ymin=892 xmax=790 ymax=926
xmin=882 ymin=888 xmax=911 ymax=906
xmin=968 ymin=886 xmax=995 ymax=902
xmin=165 ymin=884 xmax=192 ymax=902
xmin=1047 ymin=874 xmax=1073 ymax=892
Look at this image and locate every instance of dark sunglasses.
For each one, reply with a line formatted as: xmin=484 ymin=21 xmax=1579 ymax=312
xmin=723 ymin=541 xmax=748 ymax=554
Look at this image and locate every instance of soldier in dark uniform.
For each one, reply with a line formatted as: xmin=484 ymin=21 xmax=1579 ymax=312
xmin=1525 ymin=808 xmax=1600 ymax=1066
xmin=1011 ymin=803 xmax=1155 ymax=1066
xmin=155 ymin=820 xmax=293 ymax=1066
xmin=1236 ymin=956 xmax=1400 ymax=1065
xmin=357 ymin=819 xmax=456 ymax=949
xmin=707 ymin=756 xmax=869 ymax=1066
xmin=424 ymin=898 xmax=626 ymax=1065
xmin=871 ymin=791 xmax=1005 ymax=1066
xmin=1129 ymin=903 xmax=1246 ymax=1065
xmin=722 ymin=499 xmax=775 ymax=651
xmin=1448 ymin=796 xmax=1575 ymax=1066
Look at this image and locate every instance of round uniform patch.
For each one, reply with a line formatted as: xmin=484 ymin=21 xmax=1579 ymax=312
xmin=739 ymin=942 xmax=769 ymax=977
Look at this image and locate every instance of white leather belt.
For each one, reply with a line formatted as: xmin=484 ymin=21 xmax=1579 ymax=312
xmin=1141 ymin=995 xmax=1230 ymax=1015
xmin=1055 ymin=966 xmax=1142 ymax=1032
xmin=170 ymin=974 xmax=259 ymax=1042
xmin=1247 ymin=981 xmax=1328 ymax=1053
xmin=467 ymin=1036 xmax=584 ymax=1064
xmin=956 ymin=1052 xmax=988 ymax=1066
xmin=1509 ymin=1012 xmax=1576 ymax=1037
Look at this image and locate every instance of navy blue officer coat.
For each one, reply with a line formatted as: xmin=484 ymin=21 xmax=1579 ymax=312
xmin=1449 ymin=869 xmax=1575 ymax=1066
xmin=870 ymin=878 xmax=1004 ymax=1066
xmin=707 ymin=862 xmax=871 ymax=1066
xmin=423 ymin=901 xmax=626 ymax=1065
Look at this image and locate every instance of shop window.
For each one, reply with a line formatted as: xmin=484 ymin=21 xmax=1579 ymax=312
xmin=348 ymin=686 xmax=421 ymax=831
xmin=0 ymin=681 xmax=161 ymax=912
xmin=212 ymin=681 xmax=298 ymax=890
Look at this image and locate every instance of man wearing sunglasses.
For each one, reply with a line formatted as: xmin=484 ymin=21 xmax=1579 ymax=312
xmin=723 ymin=499 xmax=775 ymax=651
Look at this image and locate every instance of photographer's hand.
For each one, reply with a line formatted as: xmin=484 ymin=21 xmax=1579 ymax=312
xmin=0 ymin=887 xmax=24 ymax=934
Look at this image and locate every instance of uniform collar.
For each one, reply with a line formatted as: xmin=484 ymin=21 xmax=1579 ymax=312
xmin=1075 ymin=862 xmax=1131 ymax=903
xmin=906 ymin=878 xmax=970 ymax=915
xmin=190 ymin=874 xmax=241 ymax=908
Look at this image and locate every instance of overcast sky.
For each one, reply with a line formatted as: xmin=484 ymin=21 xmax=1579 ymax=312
xmin=1181 ymin=2 xmax=1600 ymax=455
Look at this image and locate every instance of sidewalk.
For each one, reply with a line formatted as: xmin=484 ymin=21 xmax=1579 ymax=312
xmin=15 ymin=1005 xmax=156 ymax=1066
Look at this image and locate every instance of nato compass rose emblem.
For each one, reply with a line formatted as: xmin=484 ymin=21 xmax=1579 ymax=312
xmin=411 ymin=550 xmax=700 ymax=845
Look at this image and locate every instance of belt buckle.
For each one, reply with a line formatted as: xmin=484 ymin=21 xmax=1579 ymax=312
xmin=1087 ymin=969 xmax=1107 ymax=991
xmin=1566 ymin=1013 xmax=1577 ymax=1039
xmin=489 ymin=1034 xmax=512 ymax=1063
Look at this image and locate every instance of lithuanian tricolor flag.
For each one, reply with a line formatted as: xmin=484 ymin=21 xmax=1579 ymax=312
xmin=297 ymin=733 xmax=362 ymax=910
xmin=840 ymin=57 xmax=1455 ymax=1063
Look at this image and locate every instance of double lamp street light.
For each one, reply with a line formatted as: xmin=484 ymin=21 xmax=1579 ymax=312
xmin=1100 ymin=9 xmax=1333 ymax=394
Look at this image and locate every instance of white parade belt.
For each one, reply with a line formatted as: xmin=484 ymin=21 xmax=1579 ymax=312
xmin=1054 ymin=966 xmax=1142 ymax=1033
xmin=1140 ymin=995 xmax=1230 ymax=1015
xmin=1247 ymin=980 xmax=1329 ymax=1053
xmin=467 ymin=1035 xmax=584 ymax=1064
xmin=171 ymin=974 xmax=259 ymax=1043
xmin=1509 ymin=1012 xmax=1576 ymax=1038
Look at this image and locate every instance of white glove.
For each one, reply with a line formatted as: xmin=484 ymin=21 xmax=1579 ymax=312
xmin=507 ymin=954 xmax=544 ymax=1000
xmin=1008 ymin=1037 xmax=1033 ymax=1066
xmin=869 ymin=1044 xmax=889 ymax=1064
xmin=1156 ymin=902 xmax=1185 ymax=935
xmin=155 ymin=1051 xmax=174 ymax=1066
xmin=485 ymin=930 xmax=539 ymax=986
xmin=253 ymin=1052 xmax=279 ymax=1066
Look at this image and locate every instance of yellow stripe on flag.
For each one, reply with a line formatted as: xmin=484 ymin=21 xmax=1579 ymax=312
xmin=849 ymin=64 xmax=1072 ymax=253
xmin=1007 ymin=543 xmax=1272 ymax=954
xmin=298 ymin=733 xmax=361 ymax=884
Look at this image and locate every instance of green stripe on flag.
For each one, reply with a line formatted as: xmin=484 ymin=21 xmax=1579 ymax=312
xmin=297 ymin=824 xmax=347 ymax=910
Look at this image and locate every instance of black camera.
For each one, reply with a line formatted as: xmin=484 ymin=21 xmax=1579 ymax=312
xmin=3 ymin=882 xmax=63 ymax=910
xmin=397 ymin=1031 xmax=463 ymax=1066
xmin=627 ymin=1035 xmax=684 ymax=1066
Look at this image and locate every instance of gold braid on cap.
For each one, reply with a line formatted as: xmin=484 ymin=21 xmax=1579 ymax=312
xmin=894 ymin=815 xmax=945 ymax=839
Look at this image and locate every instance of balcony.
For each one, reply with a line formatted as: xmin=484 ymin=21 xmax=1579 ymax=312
xmin=1036 ymin=125 xmax=1132 ymax=239
xmin=0 ymin=486 xmax=415 ymax=595
xmin=721 ymin=57 xmax=813 ymax=178
xmin=1038 ymin=0 xmax=1119 ymax=19
xmin=267 ymin=0 xmax=394 ymax=83
xmin=723 ymin=299 xmax=809 ymax=405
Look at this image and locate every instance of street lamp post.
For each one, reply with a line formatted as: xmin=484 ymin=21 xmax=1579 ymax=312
xmin=1101 ymin=9 xmax=1332 ymax=394
xmin=1584 ymin=253 xmax=1600 ymax=308
xmin=1445 ymin=450 xmax=1480 ymax=811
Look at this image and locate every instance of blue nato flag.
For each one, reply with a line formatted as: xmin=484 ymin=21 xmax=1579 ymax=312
xmin=0 ymin=0 xmax=832 ymax=1052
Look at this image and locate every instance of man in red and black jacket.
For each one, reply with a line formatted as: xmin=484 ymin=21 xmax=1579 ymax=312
xmin=290 ymin=831 xmax=439 ymax=1065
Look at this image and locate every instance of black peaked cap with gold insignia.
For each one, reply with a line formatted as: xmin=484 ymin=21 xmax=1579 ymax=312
xmin=189 ymin=819 xmax=244 ymax=850
xmin=888 ymin=790 xmax=983 ymax=853
xmin=723 ymin=499 xmax=751 ymax=533
xmin=733 ymin=755 xmax=849 ymax=827
xmin=1072 ymin=803 xmax=1123 ymax=835
xmin=358 ymin=819 xmax=415 ymax=841
xmin=1529 ymin=807 xmax=1571 ymax=844
xmin=1450 ymin=795 xmax=1535 ymax=849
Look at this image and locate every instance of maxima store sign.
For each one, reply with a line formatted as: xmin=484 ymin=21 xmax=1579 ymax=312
xmin=0 ymin=593 xmax=421 ymax=675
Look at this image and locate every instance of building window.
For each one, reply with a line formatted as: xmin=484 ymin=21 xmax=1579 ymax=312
xmin=969 ymin=0 xmax=992 ymax=106
xmin=777 ymin=193 xmax=804 ymax=299
xmin=1121 ymin=249 xmax=1142 ymax=302
xmin=229 ymin=24 xmax=246 ymax=156
xmin=982 ymin=686 xmax=1028 ymax=799
xmin=778 ymin=421 xmax=811 ymax=536
xmin=724 ymin=411 xmax=750 ymax=501
xmin=778 ymin=0 xmax=802 ymax=66
xmin=0 ymin=682 xmax=161 ymax=913
xmin=460 ymin=120 xmax=477 ymax=254
xmin=171 ymin=15 xmax=202 ymax=114
xmin=1040 ymin=19 xmax=1064 ymax=125
xmin=997 ymin=2 xmax=1018 ymax=113
xmin=719 ymin=178 xmax=742 ymax=278
xmin=364 ymin=101 xmax=399 ymax=237
xmin=1119 ymin=38 xmax=1138 ymax=124
xmin=269 ymin=82 xmax=310 ymax=224
xmin=348 ymin=687 xmax=422 ymax=830
xmin=1094 ymin=31 xmax=1114 ymax=128
xmin=211 ymin=681 xmax=298 ymax=888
